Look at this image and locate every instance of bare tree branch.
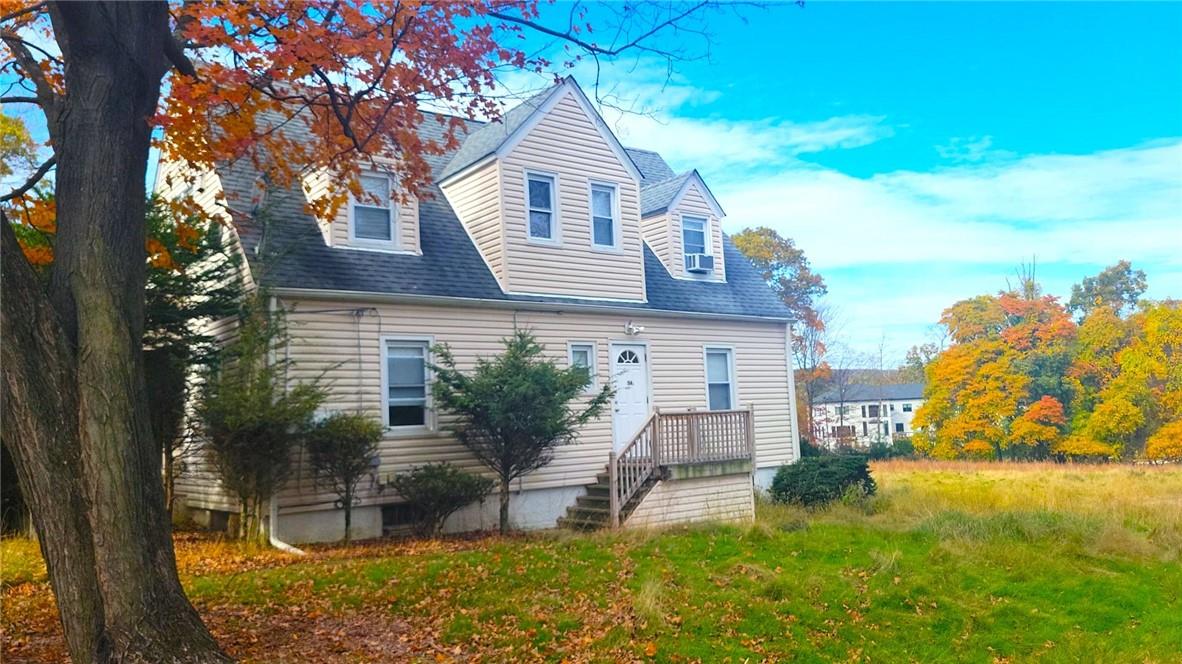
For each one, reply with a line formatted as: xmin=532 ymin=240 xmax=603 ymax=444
xmin=1 ymin=155 xmax=56 ymax=203
xmin=488 ymin=1 xmax=710 ymax=57
xmin=0 ymin=30 xmax=61 ymax=140
xmin=0 ymin=95 xmax=39 ymax=104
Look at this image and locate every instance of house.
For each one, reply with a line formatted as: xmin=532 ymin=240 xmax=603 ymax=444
xmin=158 ymin=77 xmax=800 ymax=542
xmin=811 ymin=382 xmax=924 ymax=449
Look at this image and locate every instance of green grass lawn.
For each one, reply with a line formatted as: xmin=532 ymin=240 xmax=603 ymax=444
xmin=4 ymin=461 xmax=1182 ymax=662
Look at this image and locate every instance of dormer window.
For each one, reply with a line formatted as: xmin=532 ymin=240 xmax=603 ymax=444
xmin=682 ymin=215 xmax=708 ymax=259
xmin=351 ymin=172 xmax=397 ymax=248
xmin=590 ymin=183 xmax=618 ymax=249
xmin=526 ymin=172 xmax=557 ymax=243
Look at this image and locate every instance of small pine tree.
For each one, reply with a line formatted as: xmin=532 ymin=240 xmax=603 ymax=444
xmin=196 ymin=294 xmax=325 ymax=541
xmin=142 ymin=198 xmax=243 ymax=514
xmin=306 ymin=413 xmax=383 ymax=543
xmin=431 ymin=330 xmax=612 ymax=534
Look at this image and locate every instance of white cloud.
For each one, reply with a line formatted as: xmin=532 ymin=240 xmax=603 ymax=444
xmin=718 ymin=140 xmax=1182 ymax=270
xmin=493 ymin=63 xmax=893 ymax=171
xmin=935 ymin=135 xmax=1014 ymax=163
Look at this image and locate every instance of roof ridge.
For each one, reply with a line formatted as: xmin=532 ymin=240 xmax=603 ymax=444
xmin=640 ymin=170 xmax=693 ymax=189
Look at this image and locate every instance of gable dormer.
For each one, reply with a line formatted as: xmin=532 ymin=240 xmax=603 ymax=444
xmin=301 ymin=166 xmax=421 ymax=255
xmin=439 ymin=78 xmax=646 ymax=301
xmin=640 ymin=171 xmax=727 ymax=283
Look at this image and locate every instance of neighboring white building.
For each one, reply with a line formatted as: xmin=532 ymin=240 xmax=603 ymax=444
xmin=811 ymin=383 xmax=924 ymax=449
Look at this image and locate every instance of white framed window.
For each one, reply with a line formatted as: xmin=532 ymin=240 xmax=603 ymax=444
xmin=902 ymin=403 xmax=913 ymax=412
xmin=381 ymin=338 xmax=432 ymax=429
xmin=350 ymin=172 xmax=397 ymax=247
xmin=567 ymin=341 xmax=598 ymax=392
xmin=682 ymin=215 xmax=708 ymax=258
xmin=704 ymin=347 xmax=736 ymax=411
xmin=589 ymin=183 xmax=617 ymax=249
xmin=526 ymin=172 xmax=558 ymax=243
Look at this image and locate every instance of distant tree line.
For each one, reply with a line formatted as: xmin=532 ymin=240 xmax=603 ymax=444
xmin=908 ymin=261 xmax=1181 ymax=461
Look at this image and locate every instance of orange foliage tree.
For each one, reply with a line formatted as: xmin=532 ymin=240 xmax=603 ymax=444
xmin=913 ymin=275 xmax=1077 ymax=460
xmin=1 ymin=2 xmax=721 ymax=661
xmin=914 ymin=262 xmax=1179 ymax=462
xmin=731 ymin=227 xmax=829 ymax=439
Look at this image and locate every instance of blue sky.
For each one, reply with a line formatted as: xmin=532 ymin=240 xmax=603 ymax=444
xmin=517 ymin=1 xmax=1182 ymax=365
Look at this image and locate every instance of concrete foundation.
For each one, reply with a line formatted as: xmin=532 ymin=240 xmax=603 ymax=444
xmin=753 ymin=467 xmax=777 ymax=493
xmin=273 ymin=484 xmax=586 ymax=544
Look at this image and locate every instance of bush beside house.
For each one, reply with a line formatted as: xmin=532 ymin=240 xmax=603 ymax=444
xmin=771 ymin=456 xmax=877 ymax=507
xmin=388 ymin=463 xmax=494 ymax=535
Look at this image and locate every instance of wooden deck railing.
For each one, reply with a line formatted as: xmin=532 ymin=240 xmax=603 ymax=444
xmin=608 ymin=406 xmax=755 ymax=528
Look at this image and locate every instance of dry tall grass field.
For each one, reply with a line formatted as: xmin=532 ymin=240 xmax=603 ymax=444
xmin=3 ymin=460 xmax=1180 ymax=662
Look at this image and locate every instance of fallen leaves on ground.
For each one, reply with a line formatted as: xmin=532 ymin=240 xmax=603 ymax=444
xmin=1 ymin=531 xmax=655 ymax=663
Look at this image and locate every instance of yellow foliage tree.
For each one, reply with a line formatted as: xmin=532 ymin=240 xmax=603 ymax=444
xmin=1146 ymin=420 xmax=1182 ymax=461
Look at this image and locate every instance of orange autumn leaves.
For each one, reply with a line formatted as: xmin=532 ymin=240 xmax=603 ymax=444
xmin=10 ymin=193 xmax=203 ymax=273
xmin=914 ymin=284 xmax=1182 ymax=461
xmin=156 ymin=0 xmax=541 ymax=225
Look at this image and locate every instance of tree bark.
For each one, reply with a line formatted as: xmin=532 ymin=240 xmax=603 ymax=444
xmin=0 ymin=3 xmax=230 ymax=661
xmin=343 ymin=489 xmax=353 ymax=544
xmin=498 ymin=477 xmax=511 ymax=535
xmin=1 ymin=219 xmax=108 ymax=664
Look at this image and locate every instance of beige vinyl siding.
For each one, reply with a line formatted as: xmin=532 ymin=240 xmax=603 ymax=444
xmin=439 ymin=159 xmax=505 ymax=287
xmin=626 ymin=474 xmax=755 ymax=528
xmin=670 ymin=181 xmax=726 ymax=282
xmin=499 ymin=91 xmax=646 ymax=300
xmin=640 ymin=211 xmax=675 ymax=276
xmin=154 ymin=155 xmax=222 ymax=212
xmin=299 ymin=167 xmax=335 ymax=245
xmin=272 ymin=298 xmax=793 ymax=514
xmin=174 ymin=314 xmax=241 ymax=513
xmin=153 ymin=156 xmax=256 ymax=291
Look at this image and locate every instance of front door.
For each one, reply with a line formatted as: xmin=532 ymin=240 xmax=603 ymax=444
xmin=610 ymin=343 xmax=650 ymax=453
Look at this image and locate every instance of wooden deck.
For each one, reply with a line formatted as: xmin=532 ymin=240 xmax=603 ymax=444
xmin=608 ymin=407 xmax=755 ymax=528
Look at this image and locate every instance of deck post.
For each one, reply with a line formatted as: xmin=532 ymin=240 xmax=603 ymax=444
xmin=652 ymin=408 xmax=662 ymax=470
xmin=688 ymin=412 xmax=700 ymax=462
xmin=746 ymin=403 xmax=758 ymax=479
xmin=608 ymin=451 xmax=620 ymax=529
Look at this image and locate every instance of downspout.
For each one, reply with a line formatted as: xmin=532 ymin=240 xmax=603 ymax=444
xmin=785 ymin=324 xmax=802 ymax=463
xmin=266 ymin=294 xmax=306 ymax=556
xmin=268 ymin=495 xmax=305 ymax=556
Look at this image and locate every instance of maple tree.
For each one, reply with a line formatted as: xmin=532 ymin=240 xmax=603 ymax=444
xmin=913 ymin=262 xmax=1179 ymax=462
xmin=0 ymin=1 xmax=722 ymax=661
xmin=732 ymin=226 xmax=830 ymax=438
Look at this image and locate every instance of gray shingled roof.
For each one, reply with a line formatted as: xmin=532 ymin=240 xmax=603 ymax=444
xmin=813 ymin=383 xmax=925 ymax=404
xmin=437 ymin=85 xmax=558 ymax=182
xmin=625 ymin=147 xmax=676 ymax=183
xmin=640 ymin=172 xmax=693 ymax=217
xmin=223 ymin=98 xmax=790 ymax=321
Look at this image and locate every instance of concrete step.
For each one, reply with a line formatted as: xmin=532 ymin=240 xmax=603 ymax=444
xmin=575 ymin=494 xmax=610 ymax=509
xmin=556 ymin=516 xmax=606 ymax=531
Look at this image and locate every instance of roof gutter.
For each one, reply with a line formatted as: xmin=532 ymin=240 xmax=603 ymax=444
xmin=270 ymin=287 xmax=793 ymax=324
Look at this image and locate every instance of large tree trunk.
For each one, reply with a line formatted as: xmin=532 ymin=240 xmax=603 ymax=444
xmin=0 ymin=3 xmax=230 ymax=661
xmin=1 ymin=220 xmax=108 ymax=664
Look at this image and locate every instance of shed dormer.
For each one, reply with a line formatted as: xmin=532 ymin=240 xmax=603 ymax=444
xmin=639 ymin=171 xmax=727 ymax=283
xmin=301 ymin=166 xmax=421 ymax=254
xmin=438 ymin=78 xmax=646 ymax=302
